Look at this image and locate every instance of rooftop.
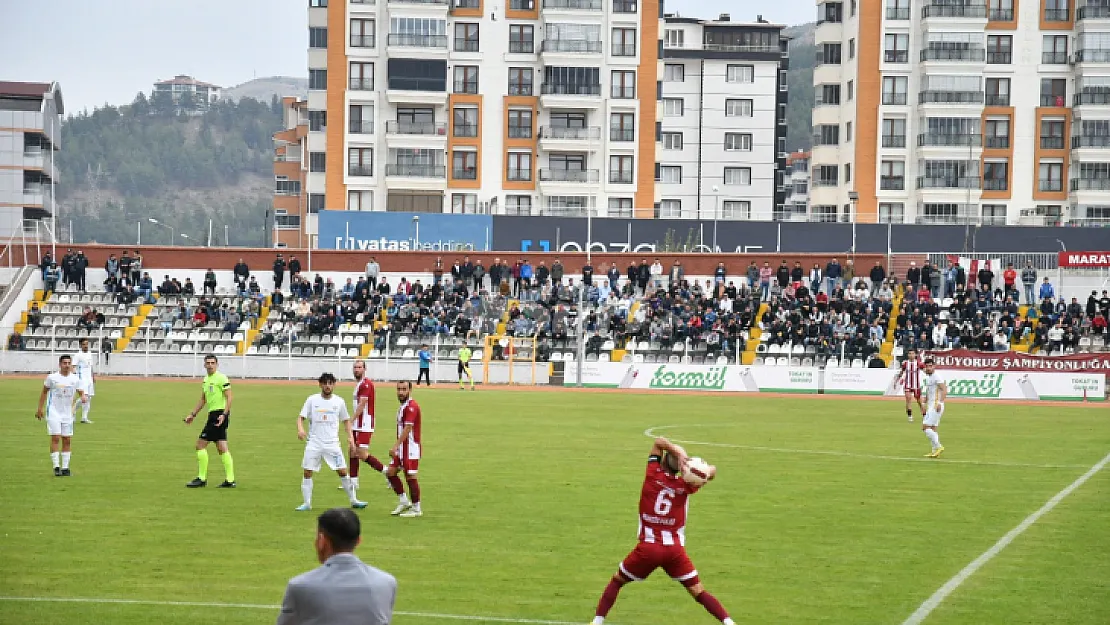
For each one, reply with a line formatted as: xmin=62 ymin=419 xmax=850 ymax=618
xmin=154 ymin=75 xmax=221 ymax=89
xmin=662 ymin=13 xmax=786 ymax=29
xmin=0 ymin=81 xmax=64 ymax=114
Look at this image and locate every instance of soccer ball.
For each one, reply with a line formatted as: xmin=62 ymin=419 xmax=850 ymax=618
xmin=683 ymin=457 xmax=711 ymax=487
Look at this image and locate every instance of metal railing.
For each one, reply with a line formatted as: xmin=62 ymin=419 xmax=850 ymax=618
xmin=452 ymin=168 xmax=478 ymax=180
xmin=454 ymin=39 xmax=479 ymax=52
xmin=1042 ymin=51 xmax=1068 ymax=64
xmin=539 ymin=126 xmax=601 ymax=140
xmin=507 ymin=83 xmax=533 ymax=96
xmin=1075 ymin=91 xmax=1110 ymax=105
xmin=611 ymin=43 xmax=636 ymax=56
xmin=1077 ymin=6 xmax=1110 ymax=19
xmin=508 ymin=41 xmax=534 ymax=53
xmin=506 ymin=169 xmax=532 ymax=181
xmin=612 ymin=0 xmax=637 ymax=12
xmin=886 ymin=7 xmax=910 ymax=19
xmin=1040 ymin=94 xmax=1067 ymax=107
xmin=453 ymin=80 xmax=479 ymax=94
xmin=919 ymin=90 xmax=984 ymax=104
xmin=1043 ymin=8 xmax=1070 ymax=20
xmin=916 ymin=176 xmax=981 ymax=189
xmin=985 ymin=136 xmax=1010 ymax=148
xmin=387 ymin=77 xmax=446 ymax=91
xmin=882 ymin=135 xmax=907 ymax=148
xmin=385 ymin=121 xmax=447 ymax=135
xmin=988 ymin=9 xmax=1014 ymax=20
xmin=986 ymin=51 xmax=1012 ymax=64
xmin=1040 ymin=136 xmax=1066 ymax=149
xmin=542 ymin=0 xmax=602 ymax=8
xmin=610 ymin=128 xmax=634 ymax=141
xmin=880 ymin=176 xmax=905 ymax=190
xmin=884 ymin=51 xmax=908 ymax=63
xmin=608 ymin=172 xmax=633 ymax=184
xmin=385 ymin=164 xmax=447 ymax=177
xmin=387 ymin=33 xmax=448 ymax=47
xmin=389 ymin=0 xmax=448 ymax=4
xmin=917 ymin=133 xmax=982 ymax=147
xmin=508 ymin=0 xmax=534 ymax=8
xmin=1038 ymin=178 xmax=1064 ymax=191
xmin=922 ymin=5 xmax=988 ymax=18
xmin=983 ymin=178 xmax=1008 ymax=190
xmin=1075 ymin=49 xmax=1110 ymax=62
xmin=1070 ymin=178 xmax=1110 ymax=190
xmin=453 ymin=123 xmax=478 ymax=137
xmin=508 ymin=126 xmax=532 ymax=138
xmin=348 ymin=165 xmax=375 ymax=177
xmin=348 ymin=121 xmax=375 ymax=134
xmin=540 ymin=83 xmax=601 ymax=96
xmin=920 ymin=47 xmax=986 ymax=62
xmin=542 ymin=39 xmax=602 ymax=52
xmin=985 ymin=94 xmax=1010 ymax=106
xmin=350 ymin=35 xmax=376 ymax=47
xmin=538 ymin=168 xmax=599 ymax=182
xmin=883 ymin=93 xmax=909 ymax=105
xmin=1072 ymin=135 xmax=1110 ymax=147
xmin=349 ymin=78 xmax=374 ymax=90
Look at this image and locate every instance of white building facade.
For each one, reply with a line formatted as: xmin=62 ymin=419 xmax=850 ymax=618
xmin=0 ymin=81 xmax=62 ymax=241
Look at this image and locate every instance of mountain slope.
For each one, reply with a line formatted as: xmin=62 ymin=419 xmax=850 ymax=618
xmin=223 ymin=76 xmax=308 ymax=104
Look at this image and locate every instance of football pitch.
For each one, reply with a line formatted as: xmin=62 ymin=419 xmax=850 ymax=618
xmin=1 ymin=379 xmax=1108 ymax=625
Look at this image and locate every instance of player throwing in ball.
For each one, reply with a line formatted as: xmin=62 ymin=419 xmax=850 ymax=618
xmin=36 ymin=354 xmax=84 ymax=476
xmin=921 ymin=358 xmax=947 ymax=458
xmin=589 ymin=437 xmax=735 ymax=625
xmin=296 ymin=372 xmax=367 ymax=511
xmin=896 ymin=348 xmax=925 ymax=422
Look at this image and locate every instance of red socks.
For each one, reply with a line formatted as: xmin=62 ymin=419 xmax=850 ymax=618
xmin=595 ymin=580 xmax=623 ymax=618
xmin=388 ymin=475 xmax=405 ymax=495
xmin=405 ymin=477 xmax=421 ymax=504
xmin=695 ymin=591 xmax=730 ymax=622
xmin=349 ymin=456 xmax=360 ymax=478
xmin=365 ymin=454 xmax=384 ymax=472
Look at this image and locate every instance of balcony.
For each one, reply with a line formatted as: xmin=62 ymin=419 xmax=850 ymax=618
xmin=385 ymin=121 xmax=448 ymax=135
xmin=509 ymin=0 xmax=535 ymax=8
xmin=882 ymin=135 xmax=907 ymax=148
xmin=453 ymin=123 xmax=478 ymax=137
xmin=1075 ymin=90 xmax=1110 ymax=105
xmin=508 ymin=41 xmax=535 ymax=54
xmin=508 ymin=125 xmax=533 ymax=139
xmin=916 ymin=176 xmax=981 ymax=189
xmin=455 ymin=40 xmax=479 ymax=52
xmin=1071 ymin=177 xmax=1110 ymax=190
xmin=920 ymin=47 xmax=986 ymax=62
xmin=539 ymin=126 xmax=601 ymax=140
xmin=538 ymin=168 xmax=600 ymax=182
xmin=348 ymin=165 xmax=375 ymax=177
xmin=387 ymin=33 xmax=448 ymax=48
xmin=1040 ymin=94 xmax=1067 ymax=107
xmin=879 ymin=176 xmax=905 ymax=190
xmin=985 ymin=136 xmax=1010 ymax=148
xmin=1042 ymin=51 xmax=1068 ymax=64
xmin=452 ymin=167 xmax=478 ymax=180
xmin=985 ymin=94 xmax=1010 ymax=106
xmin=541 ymin=83 xmax=602 ymax=108
xmin=1072 ymin=135 xmax=1110 ymax=148
xmin=349 ymin=121 xmax=375 ymax=134
xmin=349 ymin=78 xmax=375 ymax=91
xmin=983 ymin=177 xmax=1008 ymax=190
xmin=613 ymin=0 xmax=637 ymax=12
xmin=812 ymin=178 xmax=839 ymax=188
xmin=921 ymin=4 xmax=987 ymax=18
xmin=350 ymin=35 xmax=376 ymax=48
xmin=1039 ymin=179 xmax=1064 ymax=192
xmin=506 ymin=169 xmax=532 ymax=182
xmin=610 ymin=128 xmax=634 ymax=142
xmin=917 ymin=134 xmax=982 ymax=147
xmin=885 ymin=7 xmax=910 ymax=19
xmin=989 ymin=9 xmax=1014 ymax=20
xmin=1077 ymin=6 xmax=1110 ymax=20
xmin=542 ymin=0 xmax=602 ymax=9
xmin=611 ymin=43 xmax=636 ymax=56
xmin=541 ymin=83 xmax=600 ymax=96
xmin=1075 ymin=49 xmax=1110 ymax=63
xmin=1040 ymin=136 xmax=1066 ymax=149
xmin=388 ymin=0 xmax=448 ymax=4
xmin=453 ymin=79 xmax=479 ymax=94
xmin=541 ymin=39 xmax=602 ymax=53
xmin=609 ymin=172 xmax=633 ymax=184
xmin=884 ymin=51 xmax=908 ymax=63
xmin=351 ymin=0 xmax=377 ymax=4
xmin=452 ymin=0 xmax=479 ymax=7
xmin=883 ymin=93 xmax=909 ymax=105
xmin=1043 ymin=8 xmax=1070 ymax=20
xmin=919 ymin=90 xmax=985 ymax=104
xmin=986 ymin=51 xmax=1011 ymax=64
xmin=385 ymin=164 xmax=447 ymax=183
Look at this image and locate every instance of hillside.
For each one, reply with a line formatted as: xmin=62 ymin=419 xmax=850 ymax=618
xmin=784 ymin=22 xmax=816 ymax=151
xmin=224 ymin=76 xmax=308 ymax=104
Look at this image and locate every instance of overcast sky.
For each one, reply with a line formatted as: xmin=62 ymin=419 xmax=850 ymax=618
xmin=1 ymin=0 xmax=813 ymax=114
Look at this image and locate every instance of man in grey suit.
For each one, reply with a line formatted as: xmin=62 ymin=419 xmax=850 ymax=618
xmin=277 ymin=508 xmax=397 ymax=625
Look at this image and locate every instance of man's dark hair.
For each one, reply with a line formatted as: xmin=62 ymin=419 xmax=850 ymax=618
xmin=79 ymin=338 xmax=89 ymax=345
xmin=398 ymin=380 xmax=413 ymax=390
xmin=317 ymin=508 xmax=360 ymax=552
xmin=661 ymin=452 xmax=680 ymax=475
xmin=204 ymin=354 xmax=219 ymax=363
xmin=318 ymin=372 xmax=337 ymax=384
xmin=59 ymin=354 xmax=71 ymax=364
xmin=923 ymin=357 xmax=935 ymax=365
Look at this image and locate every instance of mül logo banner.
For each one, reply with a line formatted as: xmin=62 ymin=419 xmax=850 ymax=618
xmin=649 ymin=365 xmax=729 ymax=390
xmin=947 ymin=374 xmax=1004 ymax=398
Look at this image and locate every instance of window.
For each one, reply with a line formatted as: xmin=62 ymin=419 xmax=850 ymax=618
xmin=611 ymin=70 xmax=635 ymax=98
xmin=985 ymin=118 xmax=1010 ymax=148
xmin=506 ymin=195 xmax=532 ymax=215
xmin=348 ymin=191 xmax=372 ymax=212
xmin=348 ymin=104 xmax=374 ymax=134
xmin=725 ymin=99 xmax=753 ymax=117
xmin=308 ymin=194 xmax=325 ymax=214
xmin=987 ymin=35 xmax=1012 ymax=64
xmin=657 ymin=199 xmax=681 ymax=218
xmin=274 ymin=211 xmax=301 ymax=230
xmin=310 ymin=27 xmax=328 ymax=49
xmin=663 ymin=29 xmax=684 ymax=48
xmin=880 ymin=160 xmax=904 ymax=190
xmin=885 ymin=0 xmax=909 ymax=19
xmin=609 ymin=155 xmax=634 ymax=183
xmin=818 ymin=44 xmax=842 ymax=65
xmin=451 ymin=194 xmax=479 ymax=214
xmin=659 ymin=166 xmax=681 ymax=183
xmin=454 ymin=23 xmax=479 ymax=52
xmin=1044 ymin=0 xmax=1069 ymax=21
xmin=612 ymin=28 xmax=636 ymax=56
xmin=389 ymin=17 xmax=447 ymax=46
xmin=818 ymin=84 xmax=841 ymax=106
xmin=308 ymin=110 xmax=327 ymax=132
xmin=882 ymin=118 xmax=906 ymax=147
xmin=508 ymin=67 xmax=533 ymax=95
xmin=350 ymin=19 xmax=374 ymax=47
xmin=610 ymin=113 xmax=634 ymax=141
xmin=724 ymin=167 xmax=751 ymax=185
xmin=348 ymin=148 xmax=373 ymax=176
xmin=663 ymin=98 xmax=684 ymax=116
xmin=846 ymin=122 xmax=853 ymax=142
xmin=845 ymin=163 xmax=852 ymax=183
xmin=988 ymin=0 xmax=1014 ymax=20
xmin=726 ymin=64 xmax=755 ymax=82
xmin=983 ymin=161 xmax=1008 ymax=190
xmin=1040 ymin=119 xmax=1066 ymax=149
xmin=878 ymin=202 xmax=904 ymax=224
xmin=509 ymin=25 xmax=534 ymax=53
xmin=662 ymin=132 xmax=683 ymax=150
xmin=507 ymin=152 xmax=532 ymax=181
xmin=508 ymin=109 xmax=532 ymax=138
xmin=815 ymin=165 xmax=838 ymax=186
xmin=452 ymin=151 xmax=478 ymax=180
xmin=543 ymin=66 xmax=601 ymax=95
xmin=820 ymin=1 xmax=843 ymax=23
xmin=275 ymin=178 xmax=301 ymax=195
xmin=663 ymin=64 xmax=684 ymax=82
xmin=986 ymin=77 xmax=1010 ymax=105
xmin=454 ymin=66 xmax=479 ymax=94
xmin=608 ymin=198 xmax=633 ymax=217
xmin=981 ymin=204 xmax=1006 ymax=224
xmin=1042 ymin=35 xmax=1068 ymax=64
xmin=724 ymin=133 xmax=752 ymax=151
xmin=721 ymin=201 xmax=751 ymax=220
xmin=453 ymin=107 xmax=478 ymax=137
xmin=1039 ymin=161 xmax=1063 ymax=191
xmin=1040 ymin=78 xmax=1066 ymax=107
xmin=349 ymin=62 xmax=374 ymax=90
xmin=882 ymin=76 xmax=907 ymax=105
xmin=815 ymin=124 xmax=840 ymax=146
xmin=884 ymin=34 xmax=908 ymax=63
xmin=310 ymin=0 xmax=327 ymax=6
xmin=613 ymin=0 xmax=638 ymax=13
xmin=309 ymin=69 xmax=327 ymax=90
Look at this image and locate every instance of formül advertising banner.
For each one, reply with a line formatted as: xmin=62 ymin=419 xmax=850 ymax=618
xmin=562 ymin=362 xmax=818 ymax=393
xmin=880 ymin=371 xmax=1105 ymax=401
xmin=318 ymin=210 xmax=492 ymax=251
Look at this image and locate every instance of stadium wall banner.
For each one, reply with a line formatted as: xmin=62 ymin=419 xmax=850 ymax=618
xmin=823 ymin=368 xmax=900 ymax=395
xmin=923 ymin=349 xmax=1110 ymax=373
xmin=563 ymin=362 xmax=819 ymax=393
xmin=884 ymin=371 xmax=1104 ymax=401
xmin=318 ymin=210 xmax=493 ymax=251
xmin=1057 ymin=251 xmax=1110 ymax=267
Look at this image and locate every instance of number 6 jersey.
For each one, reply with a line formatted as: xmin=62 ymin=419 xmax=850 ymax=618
xmin=637 ymin=457 xmax=700 ymax=547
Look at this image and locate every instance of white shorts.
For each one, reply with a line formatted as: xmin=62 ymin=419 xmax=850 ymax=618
xmin=923 ymin=404 xmax=945 ymax=427
xmin=79 ymin=381 xmax=95 ymax=398
xmin=302 ymin=443 xmax=347 ymax=472
xmin=47 ymin=419 xmax=74 ymax=437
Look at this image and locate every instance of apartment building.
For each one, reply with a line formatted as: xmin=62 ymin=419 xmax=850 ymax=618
xmin=153 ymin=75 xmax=222 ymax=108
xmin=292 ymin=0 xmax=787 ymax=243
xmin=0 ymin=81 xmax=62 ymax=240
xmin=812 ymin=0 xmax=1110 ymax=226
xmin=272 ymin=97 xmax=312 ymax=247
xmin=784 ymin=150 xmax=810 ymax=216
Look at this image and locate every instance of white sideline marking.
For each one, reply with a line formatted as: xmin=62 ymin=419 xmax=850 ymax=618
xmin=901 ymin=450 xmax=1110 ymax=624
xmin=643 ymin=425 xmax=1089 ymax=470
xmin=0 ymin=596 xmax=581 ymax=624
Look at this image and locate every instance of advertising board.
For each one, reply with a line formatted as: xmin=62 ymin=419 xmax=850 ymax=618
xmin=318 ymin=210 xmax=492 ymax=251
xmin=563 ymin=363 xmax=819 ymax=393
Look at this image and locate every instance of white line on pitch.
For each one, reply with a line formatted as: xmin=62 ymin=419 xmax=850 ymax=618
xmin=0 ymin=596 xmax=582 ymax=625
xmin=643 ymin=425 xmax=1090 ymax=470
xmin=900 ymin=449 xmax=1110 ymax=624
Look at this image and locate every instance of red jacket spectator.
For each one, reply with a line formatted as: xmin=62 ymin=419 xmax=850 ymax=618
xmin=1003 ymin=266 xmax=1017 ymax=287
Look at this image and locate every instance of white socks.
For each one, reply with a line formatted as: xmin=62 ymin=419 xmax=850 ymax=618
xmin=81 ymin=400 xmax=91 ymax=421
xmin=399 ymin=493 xmax=410 ymax=506
xmin=61 ymin=452 xmax=71 ymax=469
xmin=51 ymin=452 xmax=60 ymax=468
xmin=350 ymin=476 xmax=360 ymax=490
xmin=341 ymin=476 xmax=358 ymax=504
xmin=723 ymin=619 xmax=735 ymax=625
xmin=925 ymin=429 xmax=941 ymax=449
xmin=592 ymin=618 xmax=604 ymax=625
xmin=302 ymin=478 xmax=313 ymax=507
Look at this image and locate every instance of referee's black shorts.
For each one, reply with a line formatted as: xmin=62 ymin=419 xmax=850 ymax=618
xmin=458 ymin=361 xmax=470 ymax=376
xmin=200 ymin=410 xmax=230 ymax=441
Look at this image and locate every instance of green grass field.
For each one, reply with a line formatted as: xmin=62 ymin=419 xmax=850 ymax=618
xmin=1 ymin=378 xmax=1108 ymax=625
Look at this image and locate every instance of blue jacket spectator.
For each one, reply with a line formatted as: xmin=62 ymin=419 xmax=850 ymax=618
xmin=521 ymin=261 xmax=534 ymax=281
xmin=418 ymin=347 xmax=432 ymax=369
xmin=1039 ymin=279 xmax=1055 ymax=301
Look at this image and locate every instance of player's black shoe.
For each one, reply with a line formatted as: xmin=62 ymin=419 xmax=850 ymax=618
xmin=54 ymin=467 xmax=62 ymax=477
xmin=186 ymin=478 xmax=207 ymax=488
xmin=217 ymin=481 xmax=236 ymax=488
xmin=60 ymin=469 xmax=71 ymax=477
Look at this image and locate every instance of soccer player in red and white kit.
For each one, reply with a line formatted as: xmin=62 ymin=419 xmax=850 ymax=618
xmin=590 ymin=437 xmax=734 ymax=625
xmin=348 ymin=360 xmax=386 ymax=491
xmin=386 ymin=380 xmax=423 ymax=518
xmin=896 ymin=347 xmax=925 ymax=422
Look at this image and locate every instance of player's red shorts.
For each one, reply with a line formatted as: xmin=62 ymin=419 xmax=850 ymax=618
xmin=617 ymin=542 xmax=698 ymax=586
xmin=388 ymin=442 xmax=420 ymax=475
xmin=904 ymin=387 xmax=921 ymax=399
xmin=354 ymin=431 xmax=373 ymax=447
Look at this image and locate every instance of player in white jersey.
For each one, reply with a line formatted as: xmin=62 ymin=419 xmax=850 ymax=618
xmin=296 ymin=372 xmax=367 ymax=512
xmin=73 ymin=338 xmax=95 ymax=424
xmin=896 ymin=348 xmax=925 ymax=422
xmin=35 ymin=354 xmax=85 ymax=476
xmin=921 ymin=358 xmax=948 ymax=458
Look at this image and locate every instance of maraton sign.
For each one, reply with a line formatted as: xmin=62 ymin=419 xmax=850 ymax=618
xmin=924 ymin=349 xmax=1110 ymax=373
xmin=1058 ymin=251 xmax=1110 ymax=268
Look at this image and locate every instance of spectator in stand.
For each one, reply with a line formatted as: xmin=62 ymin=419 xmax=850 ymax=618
xmin=73 ymin=250 xmax=88 ymax=291
xmin=118 ymin=250 xmax=132 ymax=286
xmin=759 ymin=262 xmax=773 ymax=301
xmin=652 ymin=259 xmax=665 ymax=289
xmin=776 ymin=261 xmax=790 ymax=292
xmin=551 ymin=258 xmax=564 ymax=287
xmin=273 ymin=253 xmax=286 ymax=290
xmin=78 ymin=307 xmax=99 ymax=331
xmin=183 ymin=278 xmax=196 ymax=296
xmin=978 ymin=263 xmax=994 ymax=291
xmin=231 ymin=258 xmax=250 ymax=293
xmin=1039 ymin=277 xmax=1055 ymax=302
xmin=511 ymin=259 xmax=522 ymax=297
xmin=824 ymin=258 xmax=841 ymax=294
xmin=606 ymin=263 xmax=619 ymax=290
xmin=1018 ymin=261 xmax=1037 ymax=304
xmin=521 ymin=258 xmax=534 ymax=294
xmin=1047 ymin=322 xmax=1065 ymax=354
xmin=669 ymin=261 xmax=684 ymax=290
xmin=790 ymin=262 xmax=803 ymax=285
xmin=8 ymin=330 xmax=25 ymax=350
xmin=869 ymin=261 xmax=886 ymax=296
xmin=342 ymin=278 xmax=355 ymax=298
xmin=272 ymin=289 xmax=285 ymax=309
xmin=745 ymin=262 xmax=759 ymax=292
xmin=1087 ymin=290 xmax=1099 ymax=319
xmin=105 ymin=254 xmax=120 ymax=281
xmin=1093 ymin=313 xmax=1108 ymax=336
xmin=1002 ymin=263 xmax=1017 ymax=301
xmin=44 ymin=263 xmax=60 ymax=293
xmin=906 ymin=261 xmax=921 ymax=292
xmin=193 ymin=306 xmax=208 ymax=326
xmin=916 ymin=283 xmax=932 ymax=304
xmin=626 ymin=260 xmax=638 ymax=294
xmin=1099 ymin=290 xmax=1110 ymax=318
xmin=131 ymin=250 xmax=144 ymax=286
xmin=580 ymin=259 xmax=593 ymax=291
xmin=487 ymin=257 xmax=500 ymax=290
xmin=844 ymin=259 xmax=856 ymax=291
xmin=808 ymin=264 xmax=822 ymax=295
xmin=289 ymin=255 xmax=303 ymax=281
xmin=249 ymin=276 xmax=262 ymax=296
xmin=158 ymin=274 xmax=176 ymax=296
xmin=139 ymin=272 xmax=154 ymax=303
xmin=39 ymin=251 xmax=53 ymax=281
xmin=27 ymin=303 xmax=42 ymax=330
xmin=203 ymin=269 xmax=217 ymax=295
xmin=365 ymin=256 xmax=379 ymax=289
xmin=224 ymin=309 xmax=242 ymax=334
xmin=637 ymin=259 xmax=650 ymax=295
xmin=473 ymin=259 xmax=486 ymax=291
